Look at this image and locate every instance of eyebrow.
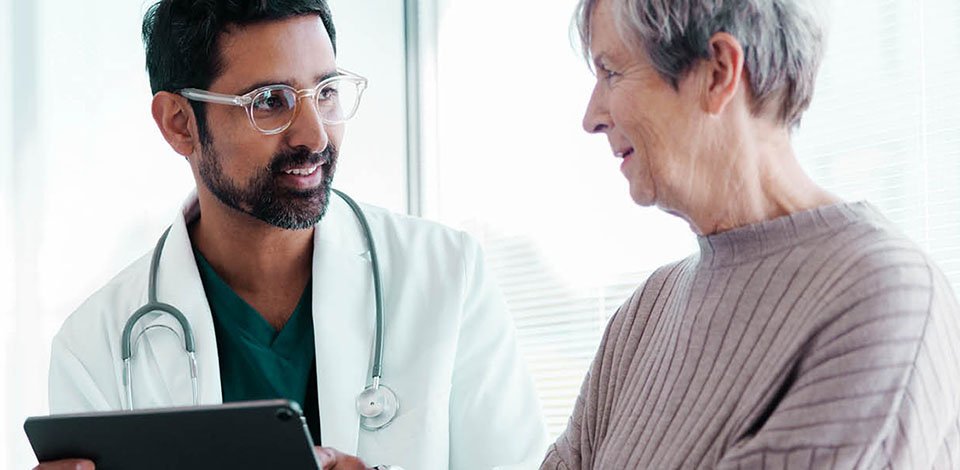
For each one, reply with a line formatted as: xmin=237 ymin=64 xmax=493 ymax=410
xmin=236 ymin=70 xmax=342 ymax=95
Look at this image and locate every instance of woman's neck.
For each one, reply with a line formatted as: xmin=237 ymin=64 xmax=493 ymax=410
xmin=676 ymin=126 xmax=841 ymax=236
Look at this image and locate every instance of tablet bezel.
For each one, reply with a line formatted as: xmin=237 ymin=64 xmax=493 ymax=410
xmin=24 ymin=399 xmax=319 ymax=470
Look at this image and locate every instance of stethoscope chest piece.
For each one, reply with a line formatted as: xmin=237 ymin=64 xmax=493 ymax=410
xmin=357 ymin=379 xmax=399 ymax=431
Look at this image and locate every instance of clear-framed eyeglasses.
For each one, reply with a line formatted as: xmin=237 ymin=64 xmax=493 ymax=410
xmin=178 ymin=68 xmax=368 ymax=135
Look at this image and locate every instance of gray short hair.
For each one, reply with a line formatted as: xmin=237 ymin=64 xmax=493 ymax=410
xmin=576 ymin=0 xmax=825 ymax=127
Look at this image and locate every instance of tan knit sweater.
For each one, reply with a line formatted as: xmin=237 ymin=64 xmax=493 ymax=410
xmin=542 ymin=202 xmax=960 ymax=469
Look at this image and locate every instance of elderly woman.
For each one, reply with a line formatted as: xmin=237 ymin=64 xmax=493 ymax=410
xmin=542 ymin=0 xmax=960 ymax=469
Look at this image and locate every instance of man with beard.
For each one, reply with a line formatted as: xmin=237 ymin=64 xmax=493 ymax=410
xmin=36 ymin=1 xmax=546 ymax=469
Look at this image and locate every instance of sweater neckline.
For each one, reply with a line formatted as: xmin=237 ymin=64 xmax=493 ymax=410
xmin=696 ymin=201 xmax=878 ymax=269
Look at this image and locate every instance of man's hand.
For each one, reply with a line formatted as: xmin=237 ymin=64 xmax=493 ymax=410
xmin=32 ymin=459 xmax=95 ymax=470
xmin=314 ymin=447 xmax=367 ymax=469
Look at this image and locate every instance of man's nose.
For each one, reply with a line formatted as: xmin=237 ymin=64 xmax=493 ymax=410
xmin=285 ymin=96 xmax=331 ymax=153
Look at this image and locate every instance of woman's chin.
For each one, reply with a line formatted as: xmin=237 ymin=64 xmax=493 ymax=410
xmin=628 ymin=188 xmax=657 ymax=207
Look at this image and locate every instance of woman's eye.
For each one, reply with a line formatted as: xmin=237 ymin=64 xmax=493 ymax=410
xmin=598 ymin=65 xmax=619 ymax=82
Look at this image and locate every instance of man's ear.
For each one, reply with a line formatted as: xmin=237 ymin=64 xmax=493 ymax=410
xmin=151 ymin=91 xmax=199 ymax=158
xmin=702 ymin=32 xmax=746 ymax=116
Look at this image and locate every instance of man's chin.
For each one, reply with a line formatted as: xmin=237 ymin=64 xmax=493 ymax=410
xmin=259 ymin=211 xmax=324 ymax=230
xmin=260 ymin=193 xmax=330 ymax=230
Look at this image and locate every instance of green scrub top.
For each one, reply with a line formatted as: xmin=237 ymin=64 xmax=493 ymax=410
xmin=194 ymin=248 xmax=322 ymax=444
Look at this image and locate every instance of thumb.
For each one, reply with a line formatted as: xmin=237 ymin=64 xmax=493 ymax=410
xmin=313 ymin=447 xmax=338 ymax=468
xmin=33 ymin=460 xmax=95 ymax=470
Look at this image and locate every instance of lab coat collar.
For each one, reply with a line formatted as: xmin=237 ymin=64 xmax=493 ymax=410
xmin=161 ymin=190 xmax=373 ymax=454
xmin=310 ymin=192 xmax=376 ymax=454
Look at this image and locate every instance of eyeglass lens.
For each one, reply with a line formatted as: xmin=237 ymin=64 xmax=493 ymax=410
xmin=249 ymin=79 xmax=361 ymax=133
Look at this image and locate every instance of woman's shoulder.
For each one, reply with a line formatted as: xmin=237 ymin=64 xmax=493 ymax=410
xmin=604 ymin=256 xmax=699 ymax=331
xmin=803 ymin=210 xmax=959 ymax=338
xmin=822 ymin=211 xmax=940 ymax=292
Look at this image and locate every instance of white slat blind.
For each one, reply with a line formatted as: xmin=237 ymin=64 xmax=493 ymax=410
xmin=422 ymin=0 xmax=960 ymax=440
xmin=481 ymin=233 xmax=643 ymax=432
xmin=794 ymin=0 xmax=960 ymax=294
xmin=423 ymin=0 xmax=699 ymax=438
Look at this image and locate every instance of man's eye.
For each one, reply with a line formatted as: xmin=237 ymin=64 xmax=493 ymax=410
xmin=265 ymin=96 xmax=283 ymax=108
xmin=253 ymin=91 xmax=290 ymax=111
xmin=318 ymin=86 xmax=339 ymax=101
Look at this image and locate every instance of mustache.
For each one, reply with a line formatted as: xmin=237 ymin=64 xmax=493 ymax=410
xmin=268 ymin=146 xmax=337 ymax=173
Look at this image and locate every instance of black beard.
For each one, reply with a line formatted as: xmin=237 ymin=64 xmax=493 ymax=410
xmin=198 ymin=144 xmax=338 ymax=230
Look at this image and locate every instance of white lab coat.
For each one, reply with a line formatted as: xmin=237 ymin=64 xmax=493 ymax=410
xmin=48 ymin=192 xmax=548 ymax=469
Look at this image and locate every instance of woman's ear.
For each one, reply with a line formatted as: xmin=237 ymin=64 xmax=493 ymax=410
xmin=702 ymin=32 xmax=746 ymax=116
xmin=151 ymin=91 xmax=198 ymax=158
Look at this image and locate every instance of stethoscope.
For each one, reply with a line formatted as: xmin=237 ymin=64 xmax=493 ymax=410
xmin=120 ymin=189 xmax=400 ymax=431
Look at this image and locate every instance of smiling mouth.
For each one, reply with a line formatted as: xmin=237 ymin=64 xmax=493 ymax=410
xmin=615 ymin=148 xmax=634 ymax=159
xmin=282 ymin=165 xmax=320 ymax=176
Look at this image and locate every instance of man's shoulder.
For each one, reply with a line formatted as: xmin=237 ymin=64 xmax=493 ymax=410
xmin=355 ymin=202 xmax=478 ymax=254
xmin=57 ymin=251 xmax=153 ymax=344
xmin=48 ymin=251 xmax=153 ymax=413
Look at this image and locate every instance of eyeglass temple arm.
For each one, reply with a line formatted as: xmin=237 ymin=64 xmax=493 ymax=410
xmin=179 ymin=88 xmax=247 ymax=106
xmin=335 ymin=68 xmax=368 ymax=86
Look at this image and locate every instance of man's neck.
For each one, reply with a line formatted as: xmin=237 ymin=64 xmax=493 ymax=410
xmin=189 ymin=194 xmax=315 ymax=330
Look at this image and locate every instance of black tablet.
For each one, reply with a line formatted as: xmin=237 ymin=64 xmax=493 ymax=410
xmin=24 ymin=399 xmax=319 ymax=470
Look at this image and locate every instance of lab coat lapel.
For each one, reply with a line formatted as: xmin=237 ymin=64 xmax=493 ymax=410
xmin=311 ymin=194 xmax=375 ymax=454
xmin=133 ymin=193 xmax=223 ymax=408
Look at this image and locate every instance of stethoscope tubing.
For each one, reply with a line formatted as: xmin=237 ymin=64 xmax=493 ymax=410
xmin=120 ymin=190 xmax=394 ymax=428
xmin=330 ymin=188 xmax=385 ymax=381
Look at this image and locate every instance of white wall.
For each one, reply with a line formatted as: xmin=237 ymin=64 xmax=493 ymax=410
xmin=4 ymin=1 xmax=47 ymax=467
xmin=1 ymin=1 xmax=191 ymax=467
xmin=327 ymin=0 xmax=409 ymax=214
xmin=0 ymin=0 xmax=14 ymax=463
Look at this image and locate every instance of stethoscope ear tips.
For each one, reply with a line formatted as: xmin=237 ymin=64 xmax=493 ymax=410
xmin=356 ymin=383 xmax=399 ymax=431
